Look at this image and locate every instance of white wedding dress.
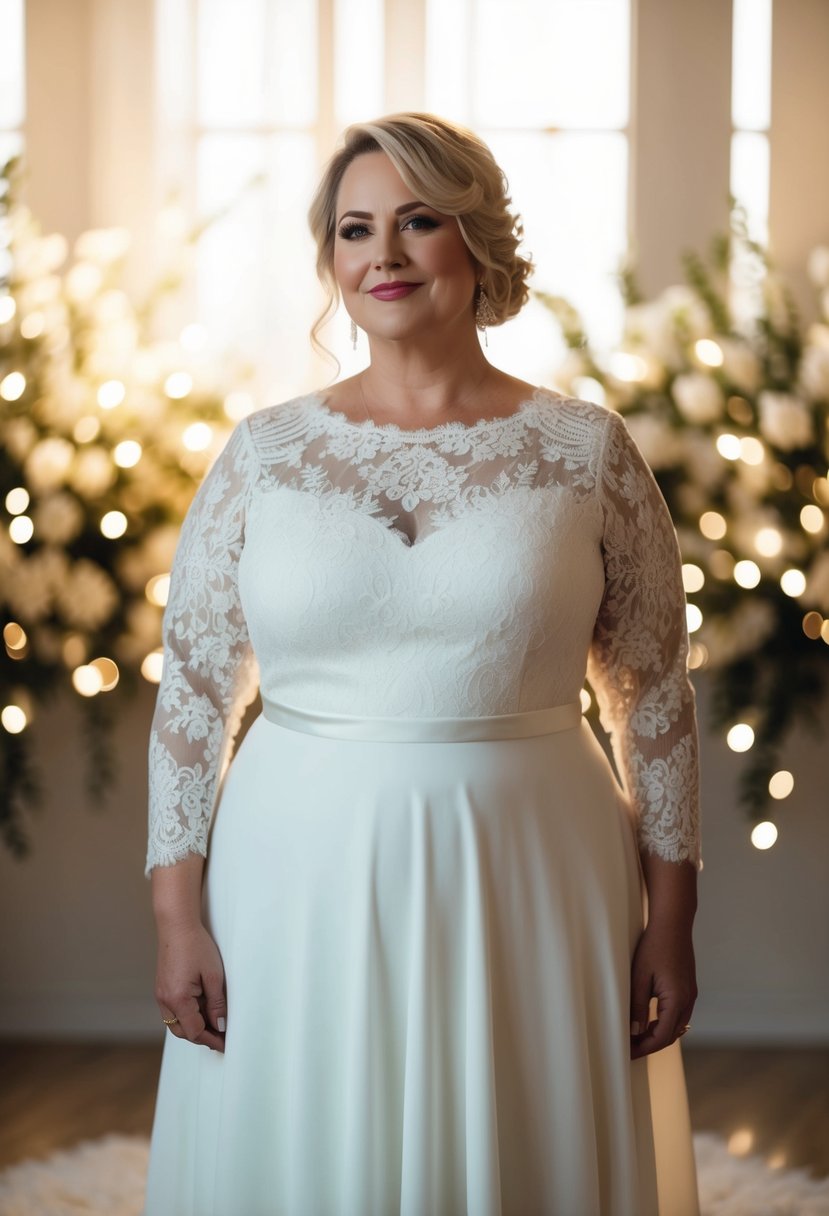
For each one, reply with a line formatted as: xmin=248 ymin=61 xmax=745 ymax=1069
xmin=142 ymin=387 xmax=702 ymax=1216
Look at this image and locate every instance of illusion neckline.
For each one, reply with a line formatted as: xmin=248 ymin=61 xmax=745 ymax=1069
xmin=304 ymin=386 xmax=567 ymax=439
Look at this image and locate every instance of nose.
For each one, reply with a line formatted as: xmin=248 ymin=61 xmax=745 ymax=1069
xmin=373 ymin=224 xmax=408 ymax=270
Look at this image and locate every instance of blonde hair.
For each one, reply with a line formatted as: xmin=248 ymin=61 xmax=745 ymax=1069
xmin=307 ymin=112 xmax=534 ymax=366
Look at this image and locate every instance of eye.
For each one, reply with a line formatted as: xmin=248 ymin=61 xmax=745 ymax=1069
xmin=337 ymin=221 xmax=370 ymax=240
xmin=403 ymin=214 xmax=439 ymax=231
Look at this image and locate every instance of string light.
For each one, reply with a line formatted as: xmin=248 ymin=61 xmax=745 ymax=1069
xmin=694 ymin=339 xmax=724 ymax=367
xmin=780 ymin=569 xmax=806 ymax=596
xmin=800 ymin=504 xmax=824 ymax=533
xmin=1 ymin=705 xmax=27 ymax=733
xmin=145 ymin=574 xmax=170 ymax=607
xmin=751 ymin=821 xmax=778 ymax=850
xmin=716 ymin=433 xmax=741 ymax=460
xmin=5 ymin=486 xmax=29 ymax=514
xmin=579 ymin=688 xmax=592 ymax=712
xmin=733 ymin=560 xmax=761 ymax=588
xmin=165 ymin=371 xmax=193 ymax=399
xmin=682 ymin=563 xmax=705 ymax=593
xmin=101 ymin=510 xmax=128 ymax=539
xmin=113 ymin=440 xmax=142 ymax=468
xmin=803 ymin=612 xmax=823 ymax=640
xmin=739 ymin=436 xmax=765 ymax=465
xmin=72 ymin=665 xmax=104 ymax=696
xmin=754 ymin=527 xmax=782 ymax=557
xmin=700 ymin=510 xmax=727 ymax=539
xmin=768 ymin=771 xmax=794 ymax=799
xmin=686 ymin=604 xmax=703 ymax=632
xmin=9 ymin=515 xmax=33 ymax=543
xmin=727 ymin=723 xmax=755 ymax=752
xmin=97 ymin=380 xmax=125 ymax=409
xmin=728 ymin=1129 xmax=754 ymax=1156
xmin=0 ymin=371 xmax=25 ymax=401
xmin=182 ymin=422 xmax=212 ymax=451
xmin=141 ymin=649 xmax=164 ymax=683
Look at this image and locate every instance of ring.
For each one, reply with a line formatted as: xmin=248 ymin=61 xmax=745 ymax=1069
xmin=678 ymin=1024 xmax=691 ymax=1035
xmin=162 ymin=1015 xmax=180 ymax=1026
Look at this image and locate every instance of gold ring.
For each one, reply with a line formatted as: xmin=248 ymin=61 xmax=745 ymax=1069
xmin=162 ymin=1015 xmax=180 ymax=1026
xmin=678 ymin=1024 xmax=691 ymax=1035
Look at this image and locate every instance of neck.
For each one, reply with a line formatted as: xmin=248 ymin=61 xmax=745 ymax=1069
xmin=360 ymin=324 xmax=495 ymax=420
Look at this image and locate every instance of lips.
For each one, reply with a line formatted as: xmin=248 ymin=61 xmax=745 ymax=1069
xmin=369 ymin=283 xmax=422 ymax=300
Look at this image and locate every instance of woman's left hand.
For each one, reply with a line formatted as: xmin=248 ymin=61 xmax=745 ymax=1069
xmin=629 ymin=920 xmax=697 ymax=1060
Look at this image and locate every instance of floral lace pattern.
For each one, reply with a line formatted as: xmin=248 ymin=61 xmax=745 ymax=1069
xmin=146 ymin=389 xmax=701 ymax=875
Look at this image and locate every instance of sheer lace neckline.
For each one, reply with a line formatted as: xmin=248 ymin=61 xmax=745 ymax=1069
xmin=305 ymin=385 xmax=563 ymax=440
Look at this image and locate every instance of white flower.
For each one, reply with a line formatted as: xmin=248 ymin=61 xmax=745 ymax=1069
xmin=55 ymin=559 xmax=119 ymax=629
xmin=68 ymin=446 xmax=117 ymax=497
xmin=672 ymin=372 xmax=725 ymax=424
xmin=623 ymin=413 xmax=685 ymax=468
xmin=798 ymin=341 xmax=829 ymax=403
xmin=757 ymin=391 xmax=814 ymax=449
xmin=24 ymin=437 xmax=76 ymax=492
xmin=623 ymin=300 xmax=685 ymax=370
xmin=32 ymin=492 xmax=85 ymax=544
xmin=717 ymin=337 xmax=762 ymax=395
xmin=661 ymin=285 xmax=712 ymax=341
xmin=807 ymin=245 xmax=829 ymax=289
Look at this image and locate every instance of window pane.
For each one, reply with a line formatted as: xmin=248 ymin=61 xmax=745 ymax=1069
xmin=732 ymin=0 xmax=771 ymax=131
xmin=472 ymin=0 xmax=629 ymax=129
xmin=425 ymin=0 xmax=472 ymax=120
xmin=268 ymin=0 xmax=318 ymax=126
xmin=0 ymin=0 xmax=25 ymax=129
xmin=335 ymin=0 xmax=384 ymax=126
xmin=197 ymin=0 xmax=267 ymax=127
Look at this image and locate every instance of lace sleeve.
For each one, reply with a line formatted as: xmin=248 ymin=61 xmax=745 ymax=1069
xmin=144 ymin=420 xmax=261 ymax=877
xmin=586 ymin=408 xmax=702 ymax=870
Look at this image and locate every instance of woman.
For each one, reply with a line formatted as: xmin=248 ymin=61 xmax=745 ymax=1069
xmin=144 ymin=112 xmax=701 ymax=1215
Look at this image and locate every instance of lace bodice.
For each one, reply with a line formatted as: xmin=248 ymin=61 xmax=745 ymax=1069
xmin=145 ymin=388 xmax=702 ymax=876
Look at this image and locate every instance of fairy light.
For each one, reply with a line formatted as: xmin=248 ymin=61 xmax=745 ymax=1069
xmin=165 ymin=371 xmax=193 ymax=399
xmin=145 ymin=574 xmax=170 ymax=607
xmin=727 ymin=723 xmax=755 ymax=752
xmin=63 ymin=634 xmax=87 ymax=667
xmin=754 ymin=527 xmax=782 ymax=557
xmin=687 ymin=642 xmax=708 ymax=669
xmin=97 ymin=380 xmax=126 ymax=409
xmin=682 ymin=563 xmax=705 ymax=593
xmin=694 ymin=338 xmax=724 ymax=367
xmin=733 ymin=560 xmax=761 ymax=588
xmin=751 ymin=821 xmax=778 ymax=850
xmin=768 ymin=771 xmax=794 ymax=799
xmin=101 ymin=510 xmax=128 ymax=539
xmin=1 ymin=371 xmax=26 ymax=401
xmin=710 ymin=549 xmax=735 ymax=579
xmin=1 ymin=705 xmax=27 ymax=733
xmin=699 ymin=510 xmax=727 ymax=540
xmin=73 ymin=416 xmax=101 ymax=443
xmin=5 ymin=487 xmax=29 ymax=514
xmin=780 ymin=569 xmax=806 ymax=597
xmin=802 ymin=612 xmax=823 ymax=640
xmin=822 ymin=620 xmax=829 ymax=645
xmin=0 ymin=295 xmax=15 ymax=324
xmin=224 ymin=390 xmax=255 ymax=421
xmin=179 ymin=323 xmax=208 ymax=352
xmin=813 ymin=476 xmax=829 ymax=506
xmin=90 ymin=657 xmax=120 ymax=691
xmin=141 ymin=649 xmax=165 ymax=683
xmin=72 ymin=665 xmax=104 ymax=696
xmin=716 ymin=433 xmax=741 ymax=460
xmin=686 ymin=604 xmax=703 ymax=632
xmin=114 ymin=440 xmax=142 ymax=468
xmin=800 ymin=504 xmax=825 ymax=533
xmin=9 ymin=516 xmax=34 ymax=544
xmin=579 ymin=688 xmax=592 ymax=712
xmin=182 ymin=422 xmax=212 ymax=452
xmin=728 ymin=1129 xmax=754 ymax=1156
xmin=607 ymin=351 xmax=649 ymax=382
xmin=739 ymin=437 xmax=765 ymax=465
xmin=3 ymin=623 xmax=27 ymax=655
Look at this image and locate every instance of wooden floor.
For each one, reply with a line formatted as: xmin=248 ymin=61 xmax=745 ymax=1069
xmin=0 ymin=1041 xmax=827 ymax=1180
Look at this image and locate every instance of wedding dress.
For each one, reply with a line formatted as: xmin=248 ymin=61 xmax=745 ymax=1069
xmin=142 ymin=386 xmax=702 ymax=1216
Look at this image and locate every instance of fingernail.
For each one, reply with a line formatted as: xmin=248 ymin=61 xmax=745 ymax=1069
xmin=217 ymin=1016 xmax=226 ymax=1032
xmin=631 ymin=1020 xmax=641 ymax=1035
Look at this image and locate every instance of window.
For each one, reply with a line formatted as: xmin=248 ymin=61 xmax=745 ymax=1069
xmin=155 ymin=0 xmax=631 ymax=399
xmin=730 ymin=0 xmax=772 ymax=318
xmin=0 ymin=0 xmax=25 ymax=169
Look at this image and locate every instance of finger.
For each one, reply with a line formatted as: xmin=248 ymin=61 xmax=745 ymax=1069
xmin=630 ymin=972 xmax=653 ymax=1039
xmin=631 ymin=995 xmax=683 ymax=1059
xmin=201 ymin=964 xmax=228 ymax=1036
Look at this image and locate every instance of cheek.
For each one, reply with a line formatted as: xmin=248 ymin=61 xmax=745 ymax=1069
xmin=333 ymin=244 xmax=362 ymax=291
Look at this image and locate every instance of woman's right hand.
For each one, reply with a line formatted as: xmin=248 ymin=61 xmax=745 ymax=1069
xmin=154 ymin=919 xmax=228 ymax=1053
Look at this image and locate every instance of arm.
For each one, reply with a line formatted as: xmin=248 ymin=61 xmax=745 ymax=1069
xmin=146 ymin=420 xmax=261 ymax=1048
xmin=586 ymin=407 xmax=701 ymax=1057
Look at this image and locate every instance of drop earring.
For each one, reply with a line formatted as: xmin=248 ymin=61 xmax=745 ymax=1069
xmin=350 ymin=317 xmax=358 ymax=350
xmin=475 ymin=285 xmax=497 ymax=347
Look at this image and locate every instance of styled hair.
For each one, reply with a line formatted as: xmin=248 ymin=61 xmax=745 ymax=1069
xmin=307 ymin=111 xmax=534 ymax=365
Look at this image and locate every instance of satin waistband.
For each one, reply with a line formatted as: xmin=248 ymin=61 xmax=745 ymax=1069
xmin=260 ymin=696 xmax=583 ymax=743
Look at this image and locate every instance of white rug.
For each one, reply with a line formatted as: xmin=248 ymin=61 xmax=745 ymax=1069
xmin=0 ymin=1132 xmax=827 ymax=1215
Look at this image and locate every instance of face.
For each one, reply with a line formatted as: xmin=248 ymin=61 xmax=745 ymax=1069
xmin=332 ymin=150 xmax=480 ymax=344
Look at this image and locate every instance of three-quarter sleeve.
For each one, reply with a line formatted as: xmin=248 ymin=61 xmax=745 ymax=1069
xmin=145 ymin=420 xmax=261 ymax=877
xmin=586 ymin=408 xmax=702 ymax=870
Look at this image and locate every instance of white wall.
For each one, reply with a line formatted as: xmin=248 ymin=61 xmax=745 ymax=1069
xmin=2 ymin=0 xmax=827 ymax=1042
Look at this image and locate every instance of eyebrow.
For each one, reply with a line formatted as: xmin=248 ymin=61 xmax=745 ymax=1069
xmin=336 ymin=201 xmax=429 ymax=225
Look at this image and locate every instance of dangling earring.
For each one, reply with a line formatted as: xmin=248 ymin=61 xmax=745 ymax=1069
xmin=475 ymin=285 xmax=497 ymax=347
xmin=350 ymin=317 xmax=358 ymax=349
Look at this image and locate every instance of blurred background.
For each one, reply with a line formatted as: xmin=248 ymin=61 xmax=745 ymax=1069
xmin=1 ymin=0 xmax=828 ymax=1200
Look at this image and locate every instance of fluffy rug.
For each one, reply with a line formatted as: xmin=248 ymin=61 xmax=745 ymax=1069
xmin=0 ymin=1132 xmax=827 ymax=1215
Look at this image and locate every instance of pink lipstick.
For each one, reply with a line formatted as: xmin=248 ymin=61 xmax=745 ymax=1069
xmin=369 ymin=283 xmax=422 ymax=300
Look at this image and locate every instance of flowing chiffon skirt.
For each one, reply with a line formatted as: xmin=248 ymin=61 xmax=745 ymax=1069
xmin=143 ymin=709 xmax=699 ymax=1216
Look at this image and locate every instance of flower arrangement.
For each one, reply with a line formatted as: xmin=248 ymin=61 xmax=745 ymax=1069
xmin=0 ymin=154 xmax=259 ymax=856
xmin=538 ymin=200 xmax=829 ymax=832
